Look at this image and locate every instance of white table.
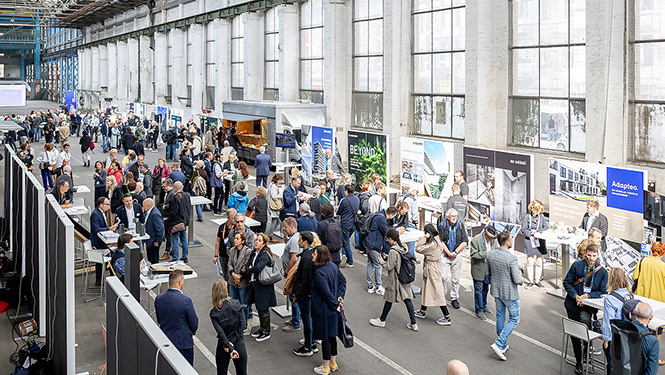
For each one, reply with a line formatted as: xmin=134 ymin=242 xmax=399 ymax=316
xmin=400 ymin=228 xmax=425 ymax=243
xmin=97 ymin=230 xmax=151 ymax=246
xmin=274 ymin=162 xmax=301 ymax=179
xmin=74 ymin=185 xmax=91 ymax=193
xmin=211 ymin=217 xmax=261 ymax=228
xmin=269 ymin=243 xmax=286 ymax=257
xmin=582 ymin=295 xmax=665 ymax=331
xmin=224 ymin=175 xmax=256 ymax=182
xmin=64 ymin=205 xmax=89 ymax=216
xmin=141 ymin=262 xmax=198 ymax=296
xmin=534 ymin=230 xmax=586 ymax=298
xmin=189 ymin=196 xmax=213 ymax=248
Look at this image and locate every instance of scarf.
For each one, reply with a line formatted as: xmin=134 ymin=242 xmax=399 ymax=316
xmin=447 ymin=220 xmax=458 ymax=252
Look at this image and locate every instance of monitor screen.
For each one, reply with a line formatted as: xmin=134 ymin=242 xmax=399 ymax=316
xmin=644 ymin=191 xmax=665 ymax=226
xmin=276 ymin=133 xmax=296 ymax=149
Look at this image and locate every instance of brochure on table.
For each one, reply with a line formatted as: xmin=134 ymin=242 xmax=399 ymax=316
xmin=301 ymin=125 xmax=335 ymax=187
xmin=400 ymin=137 xmax=455 ymax=202
xmin=463 ymin=146 xmax=534 ymax=225
xmin=548 ymin=158 xmax=648 ymax=276
xmin=348 ymin=130 xmax=388 ymax=186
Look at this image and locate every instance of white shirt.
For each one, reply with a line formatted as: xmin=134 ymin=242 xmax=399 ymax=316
xmin=586 ymin=213 xmax=597 ymax=231
xmin=125 ymin=205 xmax=136 ymax=230
xmin=56 ymin=151 xmax=71 ymax=168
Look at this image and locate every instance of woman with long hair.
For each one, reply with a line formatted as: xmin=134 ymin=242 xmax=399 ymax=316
xmin=266 ymin=174 xmax=284 ymax=242
xmin=310 ymin=245 xmax=346 ymax=375
xmin=233 ymin=161 xmax=250 ymax=192
xmin=153 ymin=157 xmax=171 ymax=205
xmin=369 ymin=229 xmax=418 ymax=331
xmin=93 ymin=161 xmax=108 ymax=203
xmin=521 ymin=200 xmax=549 ymax=289
xmin=228 ymin=232 xmax=253 ymax=321
xmin=414 ymin=224 xmax=452 ymax=325
xmin=602 ymin=268 xmax=631 ymax=373
xmin=210 ymin=278 xmax=248 ymax=375
xmin=245 ymin=233 xmax=277 ymax=342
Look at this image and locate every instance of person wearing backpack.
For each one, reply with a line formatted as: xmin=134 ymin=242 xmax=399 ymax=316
xmin=354 ymin=182 xmax=372 ymax=254
xmin=562 ymin=243 xmax=608 ymax=373
xmin=602 ymin=268 xmax=632 ymax=373
xmin=633 ymin=302 xmax=660 ymax=375
xmin=317 ymin=204 xmax=344 ymax=266
xmin=297 ymin=203 xmax=318 ymax=233
xmin=369 ymin=229 xmax=418 ymax=331
xmin=363 ymin=206 xmax=399 ymax=295
xmin=336 ymin=185 xmax=360 ymax=268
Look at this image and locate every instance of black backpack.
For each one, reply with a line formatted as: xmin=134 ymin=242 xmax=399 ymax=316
xmin=325 ymin=219 xmax=343 ymax=251
xmin=357 ymin=212 xmax=377 ymax=235
xmin=610 ymin=319 xmax=654 ymax=375
xmin=397 ymin=250 xmax=416 ymax=284
xmin=609 ymin=291 xmax=641 ymax=322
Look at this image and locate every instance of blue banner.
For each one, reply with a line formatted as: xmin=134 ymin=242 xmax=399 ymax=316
xmin=606 ymin=167 xmax=643 ymax=214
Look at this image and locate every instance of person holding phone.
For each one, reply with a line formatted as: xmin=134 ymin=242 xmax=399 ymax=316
xmin=210 ymin=279 xmax=248 ymax=375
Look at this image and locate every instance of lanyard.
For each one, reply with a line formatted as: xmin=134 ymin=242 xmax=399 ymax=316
xmin=583 ymin=264 xmax=596 ymax=287
xmin=529 ymin=214 xmax=541 ymax=231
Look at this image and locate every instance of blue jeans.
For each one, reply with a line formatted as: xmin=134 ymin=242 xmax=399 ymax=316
xmin=196 ymin=204 xmax=203 ymax=220
xmin=289 ymin=294 xmax=301 ymax=327
xmin=171 ymin=230 xmax=189 ymax=260
xmin=342 ymin=228 xmax=354 ymax=265
xmin=298 ymin=297 xmax=313 ymax=349
xmin=474 ymin=279 xmax=489 ymax=313
xmin=494 ymin=297 xmax=520 ymax=351
xmin=102 ymin=136 xmax=110 ymax=151
xmin=229 ymin=285 xmax=251 ymax=321
xmin=41 ymin=169 xmax=53 ymax=189
xmin=256 ymin=175 xmax=268 ymax=188
xmin=166 ymin=144 xmax=176 ymax=161
xmin=366 ymin=248 xmax=383 ymax=289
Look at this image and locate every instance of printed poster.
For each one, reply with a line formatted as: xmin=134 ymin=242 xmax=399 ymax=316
xmin=348 ymin=130 xmax=388 ymax=185
xmin=301 ymin=125 xmax=335 ymax=187
xmin=400 ymin=137 xmax=454 ymax=201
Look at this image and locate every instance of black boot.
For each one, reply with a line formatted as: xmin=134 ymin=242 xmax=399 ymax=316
xmin=574 ymin=362 xmax=583 ymax=375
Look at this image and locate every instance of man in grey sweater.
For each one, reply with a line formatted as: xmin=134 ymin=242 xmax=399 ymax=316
xmin=486 ymin=231 xmax=523 ymax=361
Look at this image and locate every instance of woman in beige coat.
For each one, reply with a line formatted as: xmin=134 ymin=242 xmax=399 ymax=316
xmin=414 ymin=224 xmax=452 ymax=326
xmin=369 ymin=229 xmax=419 ymax=331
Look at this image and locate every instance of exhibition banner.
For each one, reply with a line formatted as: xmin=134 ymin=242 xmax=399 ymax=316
xmin=463 ymin=147 xmax=534 ymax=224
xmin=400 ymin=137 xmax=455 ymax=201
xmin=0 ymin=85 xmax=26 ymax=107
xmin=301 ymin=125 xmax=335 ymax=186
xmin=348 ymin=130 xmax=388 ymax=185
xmin=548 ymin=158 xmax=647 ymax=242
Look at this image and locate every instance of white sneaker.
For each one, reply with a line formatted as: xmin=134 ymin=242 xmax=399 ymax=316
xmin=375 ymin=286 xmax=385 ymax=296
xmin=369 ymin=318 xmax=386 ymax=327
xmin=490 ymin=343 xmax=507 ymax=361
xmin=367 ymin=287 xmax=375 ymax=294
xmin=406 ymin=323 xmax=419 ymax=332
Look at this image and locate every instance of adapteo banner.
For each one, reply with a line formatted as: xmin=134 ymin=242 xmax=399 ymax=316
xmin=463 ymin=147 xmax=534 ymax=225
xmin=348 ymin=130 xmax=388 ymax=185
xmin=400 ymin=137 xmax=454 ymax=201
xmin=548 ymin=158 xmax=647 ymax=242
xmin=301 ymin=125 xmax=335 ymax=186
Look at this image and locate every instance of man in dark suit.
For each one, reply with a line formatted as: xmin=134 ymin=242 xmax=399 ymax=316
xmin=142 ymin=198 xmax=164 ymax=264
xmin=90 ymin=197 xmax=118 ymax=285
xmin=115 ymin=193 xmax=144 ymax=230
xmin=154 ymin=270 xmax=198 ymax=365
xmin=169 ymin=181 xmax=191 ymax=263
xmin=283 ymin=177 xmax=304 ymax=218
xmin=579 ymin=199 xmax=608 ymax=252
xmin=254 ymin=145 xmax=272 ymax=188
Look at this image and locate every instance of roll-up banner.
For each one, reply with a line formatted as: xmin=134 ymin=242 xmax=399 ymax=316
xmin=348 ymin=130 xmax=388 ymax=185
xmin=301 ymin=125 xmax=335 ymax=187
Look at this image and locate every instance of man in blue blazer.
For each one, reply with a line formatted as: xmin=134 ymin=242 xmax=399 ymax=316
xmin=90 ymin=197 xmax=118 ymax=284
xmin=115 ymin=193 xmax=144 ymax=230
xmin=283 ymin=177 xmax=304 ymax=218
xmin=254 ymin=145 xmax=272 ymax=188
xmin=154 ymin=270 xmax=199 ymax=365
xmin=142 ymin=198 xmax=164 ymax=264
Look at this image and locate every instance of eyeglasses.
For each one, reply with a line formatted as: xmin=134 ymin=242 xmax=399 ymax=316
xmin=236 ymin=220 xmax=245 ymax=223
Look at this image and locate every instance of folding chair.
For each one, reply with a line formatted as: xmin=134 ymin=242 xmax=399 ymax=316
xmin=560 ymin=317 xmax=606 ymax=375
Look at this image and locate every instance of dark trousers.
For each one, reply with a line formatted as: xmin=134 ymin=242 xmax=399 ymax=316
xmin=253 ymin=222 xmax=266 ymax=236
xmin=147 ymin=244 xmax=161 ymax=264
xmin=216 ymin=340 xmax=247 ymax=375
xmin=474 ymin=278 xmax=490 ymax=313
xmin=179 ymin=347 xmax=194 ymax=365
xmin=566 ymin=306 xmax=593 ymax=364
xmin=256 ymin=175 xmax=268 ymax=188
xmin=420 ymin=305 xmax=450 ymax=316
xmin=380 ymin=299 xmax=416 ymax=325
xmin=222 ymin=180 xmax=232 ymax=207
xmin=164 ymin=221 xmax=173 ymax=254
xmin=94 ymin=186 xmax=106 ymax=204
xmin=258 ymin=309 xmax=270 ymax=333
xmin=213 ymin=187 xmax=224 ymax=213
xmin=321 ymin=337 xmax=338 ymax=361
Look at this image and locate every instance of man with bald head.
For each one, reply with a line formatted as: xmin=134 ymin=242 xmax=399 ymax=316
xmin=633 ymin=302 xmax=659 ymax=375
xmin=143 ymin=198 xmax=164 ymax=263
xmin=446 ymin=359 xmax=469 ymax=375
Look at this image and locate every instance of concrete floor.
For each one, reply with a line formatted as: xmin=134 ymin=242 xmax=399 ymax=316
xmin=1 ymin=117 xmax=664 ymax=374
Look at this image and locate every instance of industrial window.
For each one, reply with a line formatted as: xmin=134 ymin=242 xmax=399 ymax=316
xmin=300 ymin=0 xmax=324 ymax=103
xmin=412 ymin=0 xmax=466 ymax=139
xmin=265 ymin=6 xmax=280 ymax=100
xmin=509 ymin=0 xmax=586 ymax=153
xmin=352 ymin=0 xmax=383 ymax=129
xmin=632 ymin=0 xmax=665 ymax=163
xmin=206 ymin=21 xmax=216 ymax=107
xmin=231 ymin=15 xmax=245 ymax=99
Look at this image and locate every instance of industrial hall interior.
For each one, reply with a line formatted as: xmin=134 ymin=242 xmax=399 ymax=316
xmin=1 ymin=0 xmax=665 ymax=375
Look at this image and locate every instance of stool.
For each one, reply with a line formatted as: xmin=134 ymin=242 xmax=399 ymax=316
xmin=560 ymin=317 xmax=606 ymax=375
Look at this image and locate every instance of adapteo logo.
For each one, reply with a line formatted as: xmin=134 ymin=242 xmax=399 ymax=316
xmin=611 ymin=181 xmax=638 ymax=191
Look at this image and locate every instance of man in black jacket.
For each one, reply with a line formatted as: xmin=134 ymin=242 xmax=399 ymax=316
xmin=169 ymin=181 xmax=191 ymax=263
xmin=121 ymin=127 xmax=134 ymax=155
xmin=292 ymin=232 xmax=317 ymax=357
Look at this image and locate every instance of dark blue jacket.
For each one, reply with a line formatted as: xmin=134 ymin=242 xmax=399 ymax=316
xmin=283 ymin=185 xmax=300 ymax=217
xmin=245 ymin=249 xmax=277 ymax=311
xmin=145 ymin=208 xmax=164 ymax=245
xmin=90 ymin=208 xmax=109 ymax=249
xmin=311 ymin=262 xmax=346 ymax=340
xmin=335 ymin=194 xmax=359 ymax=231
xmin=254 ymin=153 xmax=272 ymax=176
xmin=170 ymin=170 xmax=186 ymax=185
xmin=154 ymin=289 xmax=199 ymax=350
xmin=101 ymin=121 xmax=108 ymax=136
xmin=297 ymin=215 xmax=318 ymax=233
xmin=115 ymin=202 xmax=145 ymax=228
xmin=363 ymin=210 xmax=389 ymax=252
xmin=562 ymin=260 xmax=608 ymax=312
xmin=634 ymin=320 xmax=660 ymax=375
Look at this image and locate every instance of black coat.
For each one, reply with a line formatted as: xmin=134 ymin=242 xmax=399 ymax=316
xmin=122 ymin=131 xmax=134 ymax=150
xmin=248 ymin=196 xmax=268 ymax=223
xmin=245 ymin=248 xmax=277 ymax=311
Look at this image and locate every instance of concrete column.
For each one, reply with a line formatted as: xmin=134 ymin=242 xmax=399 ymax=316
xmin=278 ymin=5 xmax=299 ymax=101
xmin=78 ymin=49 xmax=85 ymax=106
xmin=243 ymin=12 xmax=263 ymax=100
xmin=171 ymin=27 xmax=188 ymax=108
xmin=127 ymin=37 xmax=139 ymax=102
xmin=154 ymin=31 xmax=168 ymax=106
xmin=99 ymin=44 xmax=108 ymax=102
xmin=84 ymin=47 xmax=93 ymax=109
xmin=190 ymin=23 xmax=205 ymax=115
xmin=214 ymin=18 xmax=231 ymax=111
xmin=116 ymin=40 xmax=128 ymax=101
xmin=92 ymin=46 xmax=100 ymax=108
xmin=322 ymin=0 xmax=352 ymax=163
xmin=465 ymin=0 xmax=510 ymax=149
xmin=586 ymin=0 xmax=627 ymax=166
xmin=139 ymin=35 xmax=154 ymax=104
xmin=107 ymin=42 xmax=117 ymax=100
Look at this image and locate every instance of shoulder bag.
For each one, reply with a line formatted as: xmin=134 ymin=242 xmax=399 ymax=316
xmin=268 ymin=183 xmax=283 ymax=210
xmin=259 ymin=255 xmax=283 ymax=285
xmin=631 ymin=258 xmax=644 ymax=293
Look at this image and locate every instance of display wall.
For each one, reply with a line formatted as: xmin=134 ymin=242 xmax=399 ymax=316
xmin=347 ymin=130 xmax=388 ymax=186
xmin=301 ymin=125 xmax=335 ymax=187
xmin=400 ymin=137 xmax=455 ymax=201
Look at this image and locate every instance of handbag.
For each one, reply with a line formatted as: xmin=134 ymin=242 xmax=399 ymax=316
xmin=258 ymin=256 xmax=283 ymax=285
xmin=631 ymin=258 xmax=643 ymax=293
xmin=171 ymin=222 xmax=186 ymax=234
xmin=337 ymin=308 xmax=354 ymax=348
xmin=269 ymin=184 xmax=283 ymax=210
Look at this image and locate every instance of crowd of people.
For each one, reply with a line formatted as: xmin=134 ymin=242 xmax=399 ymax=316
xmin=7 ymin=106 xmax=663 ymax=375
